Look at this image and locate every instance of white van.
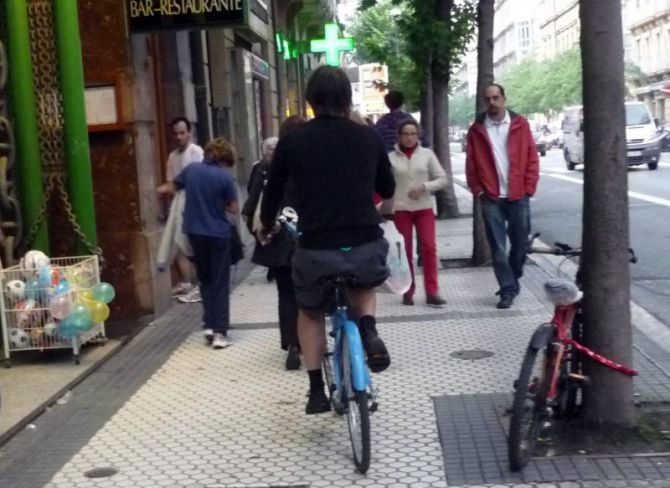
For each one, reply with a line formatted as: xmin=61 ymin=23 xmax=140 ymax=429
xmin=562 ymin=101 xmax=663 ymax=170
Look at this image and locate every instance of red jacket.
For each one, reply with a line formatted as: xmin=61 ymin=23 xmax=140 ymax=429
xmin=465 ymin=111 xmax=539 ymax=201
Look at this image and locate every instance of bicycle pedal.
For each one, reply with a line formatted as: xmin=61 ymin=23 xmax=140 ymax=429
xmin=369 ymin=402 xmax=378 ymax=413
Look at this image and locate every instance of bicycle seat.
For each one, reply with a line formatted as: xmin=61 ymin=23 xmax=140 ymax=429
xmin=543 ymin=279 xmax=582 ymax=306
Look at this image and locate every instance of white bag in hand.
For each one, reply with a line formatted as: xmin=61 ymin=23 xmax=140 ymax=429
xmin=378 ymin=220 xmax=412 ymax=295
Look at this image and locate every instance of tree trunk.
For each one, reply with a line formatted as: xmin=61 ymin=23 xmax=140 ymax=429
xmin=421 ymin=75 xmax=434 ymax=148
xmin=433 ymin=0 xmax=459 ymax=219
xmin=579 ymin=0 xmax=635 ymax=427
xmin=471 ymin=0 xmax=494 ymax=265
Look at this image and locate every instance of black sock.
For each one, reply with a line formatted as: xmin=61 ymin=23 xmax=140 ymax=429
xmin=359 ymin=315 xmax=377 ymax=337
xmin=308 ymin=369 xmax=324 ymax=394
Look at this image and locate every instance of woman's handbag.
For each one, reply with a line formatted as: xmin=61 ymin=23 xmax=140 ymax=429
xmin=377 ymin=220 xmax=412 ymax=295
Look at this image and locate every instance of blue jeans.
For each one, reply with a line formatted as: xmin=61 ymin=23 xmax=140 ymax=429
xmin=480 ymin=196 xmax=531 ymax=294
xmin=189 ymin=234 xmax=231 ymax=334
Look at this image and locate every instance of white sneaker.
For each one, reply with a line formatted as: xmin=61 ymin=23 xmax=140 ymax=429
xmin=172 ymin=282 xmax=193 ymax=297
xmin=203 ymin=328 xmax=214 ymax=345
xmin=212 ymin=333 xmax=231 ymax=349
xmin=177 ymin=287 xmax=202 ymax=303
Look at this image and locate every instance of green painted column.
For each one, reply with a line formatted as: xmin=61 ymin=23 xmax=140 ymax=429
xmin=6 ymin=0 xmax=49 ymax=252
xmin=53 ymin=0 xmax=97 ymax=252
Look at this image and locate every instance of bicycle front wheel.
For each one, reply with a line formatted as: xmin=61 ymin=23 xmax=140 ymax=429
xmin=342 ymin=338 xmax=371 ymax=473
xmin=508 ymin=329 xmax=554 ymax=471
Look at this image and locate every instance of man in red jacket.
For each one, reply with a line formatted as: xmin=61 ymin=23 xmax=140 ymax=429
xmin=465 ymin=83 xmax=540 ymax=309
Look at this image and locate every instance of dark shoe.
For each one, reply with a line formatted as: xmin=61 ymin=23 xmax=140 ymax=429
xmin=364 ymin=330 xmax=391 ymax=373
xmin=306 ymin=389 xmax=331 ymax=414
xmin=426 ymin=294 xmax=447 ymax=308
xmin=285 ymin=345 xmax=300 ymax=371
xmin=402 ymin=294 xmax=414 ymax=306
xmin=497 ymin=293 xmax=515 ymax=309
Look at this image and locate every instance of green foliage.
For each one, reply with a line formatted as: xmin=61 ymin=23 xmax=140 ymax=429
xmin=449 ymin=92 xmax=476 ymax=127
xmin=500 ymin=48 xmax=582 ymax=115
xmin=351 ymin=0 xmax=477 ymax=108
xmin=348 ymin=0 xmax=422 ymax=108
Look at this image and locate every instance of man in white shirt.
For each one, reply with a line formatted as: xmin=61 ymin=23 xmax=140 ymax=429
xmin=465 ymin=84 xmax=540 ymax=309
xmin=163 ymin=117 xmax=204 ymax=300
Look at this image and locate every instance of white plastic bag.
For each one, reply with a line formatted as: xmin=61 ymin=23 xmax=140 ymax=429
xmin=377 ymin=220 xmax=412 ymax=295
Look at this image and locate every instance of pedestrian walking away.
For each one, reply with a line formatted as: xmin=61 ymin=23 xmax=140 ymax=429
xmin=159 ymin=138 xmax=239 ymax=349
xmin=246 ymin=137 xmax=279 ymax=284
xmin=260 ymin=66 xmax=395 ymax=415
xmin=156 ymin=116 xmax=204 ymax=302
xmin=465 ymin=83 xmax=540 ymax=309
xmin=243 ymin=121 xmax=306 ymax=371
xmin=388 ymin=119 xmax=448 ymax=307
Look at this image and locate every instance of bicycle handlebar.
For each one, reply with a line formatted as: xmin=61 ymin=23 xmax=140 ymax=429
xmin=527 ymin=232 xmax=637 ymax=263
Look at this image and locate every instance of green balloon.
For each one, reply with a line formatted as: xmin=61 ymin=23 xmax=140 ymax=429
xmin=93 ymin=282 xmax=115 ymax=304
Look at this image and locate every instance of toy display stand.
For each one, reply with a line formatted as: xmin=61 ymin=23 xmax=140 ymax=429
xmin=0 ymin=255 xmax=107 ymax=367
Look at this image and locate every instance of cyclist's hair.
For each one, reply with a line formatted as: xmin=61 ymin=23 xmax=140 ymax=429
xmin=204 ymin=137 xmax=236 ymax=167
xmin=170 ymin=116 xmax=192 ymax=132
xmin=279 ymin=115 xmax=307 ymax=138
xmin=397 ymin=118 xmax=420 ymax=135
xmin=384 ymin=91 xmax=404 ymax=110
xmin=305 ymin=66 xmax=352 ymax=117
xmin=484 ymin=83 xmax=506 ymax=98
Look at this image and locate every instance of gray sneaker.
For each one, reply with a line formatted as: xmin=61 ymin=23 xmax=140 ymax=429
xmin=178 ymin=287 xmax=202 ymax=303
xmin=212 ymin=333 xmax=231 ymax=349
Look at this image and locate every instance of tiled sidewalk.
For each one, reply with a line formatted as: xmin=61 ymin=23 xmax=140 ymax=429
xmin=34 ymin=262 xmax=670 ymax=488
xmin=3 ymin=179 xmax=670 ymax=487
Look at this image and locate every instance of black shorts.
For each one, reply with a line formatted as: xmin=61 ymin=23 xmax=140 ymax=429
xmin=291 ymin=237 xmax=389 ymax=314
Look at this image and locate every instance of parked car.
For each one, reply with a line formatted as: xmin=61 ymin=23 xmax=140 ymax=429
xmin=533 ymin=131 xmax=547 ymax=156
xmin=661 ymin=128 xmax=670 ymax=152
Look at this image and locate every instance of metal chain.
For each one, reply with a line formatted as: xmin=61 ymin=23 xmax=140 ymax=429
xmin=21 ymin=1 xmax=105 ymax=266
xmin=51 ymin=173 xmax=105 ymax=267
xmin=20 ymin=173 xmax=55 ymax=254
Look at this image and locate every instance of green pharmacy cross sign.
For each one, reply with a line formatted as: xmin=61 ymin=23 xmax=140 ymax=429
xmin=310 ymin=23 xmax=354 ymax=66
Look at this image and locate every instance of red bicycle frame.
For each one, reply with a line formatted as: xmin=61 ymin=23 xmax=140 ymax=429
xmin=545 ymin=303 xmax=638 ymax=402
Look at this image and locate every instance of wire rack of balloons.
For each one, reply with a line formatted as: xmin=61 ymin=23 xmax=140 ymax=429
xmin=1 ymin=250 xmax=114 ymax=363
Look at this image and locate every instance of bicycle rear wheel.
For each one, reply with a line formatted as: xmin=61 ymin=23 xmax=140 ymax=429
xmin=508 ymin=329 xmax=554 ymax=471
xmin=342 ymin=338 xmax=371 ymax=473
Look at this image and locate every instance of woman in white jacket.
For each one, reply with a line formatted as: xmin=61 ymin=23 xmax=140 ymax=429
xmin=388 ymin=119 xmax=448 ymax=307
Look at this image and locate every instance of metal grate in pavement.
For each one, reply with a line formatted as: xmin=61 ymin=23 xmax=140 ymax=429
xmin=434 ymin=393 xmax=670 ymax=486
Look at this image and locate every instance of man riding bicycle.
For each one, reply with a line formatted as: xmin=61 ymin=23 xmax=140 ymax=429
xmin=260 ymin=66 xmax=396 ymax=414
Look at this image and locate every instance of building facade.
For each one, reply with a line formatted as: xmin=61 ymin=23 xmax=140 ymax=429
xmin=625 ymin=0 xmax=670 ymax=123
xmin=493 ymin=0 xmax=539 ymax=77
xmin=537 ymin=0 xmax=579 ymax=60
xmin=2 ymin=0 xmax=338 ymax=322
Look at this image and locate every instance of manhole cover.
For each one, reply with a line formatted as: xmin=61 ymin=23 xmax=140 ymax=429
xmin=450 ymin=349 xmax=495 ymax=360
xmin=83 ymin=467 xmax=119 ymax=478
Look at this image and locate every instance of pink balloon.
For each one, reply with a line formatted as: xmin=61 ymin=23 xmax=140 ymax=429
xmin=49 ymin=294 xmax=72 ymax=320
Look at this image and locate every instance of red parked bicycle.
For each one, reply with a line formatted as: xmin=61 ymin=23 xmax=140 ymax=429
xmin=507 ymin=234 xmax=639 ymax=471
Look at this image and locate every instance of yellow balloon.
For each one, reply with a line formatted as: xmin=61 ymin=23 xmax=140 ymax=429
xmin=90 ymin=300 xmax=110 ymax=323
xmin=79 ymin=289 xmax=95 ymax=301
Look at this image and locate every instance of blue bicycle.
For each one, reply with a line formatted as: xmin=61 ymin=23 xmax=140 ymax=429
xmin=321 ymin=276 xmax=377 ymax=474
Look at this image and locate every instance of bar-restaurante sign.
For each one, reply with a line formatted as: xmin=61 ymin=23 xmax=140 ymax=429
xmin=126 ymin=0 xmax=245 ymax=32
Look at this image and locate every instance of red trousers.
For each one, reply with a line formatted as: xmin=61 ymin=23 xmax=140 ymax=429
xmin=393 ymin=209 xmax=439 ymax=297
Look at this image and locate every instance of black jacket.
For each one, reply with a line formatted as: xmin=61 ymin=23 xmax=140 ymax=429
xmin=261 ymin=116 xmax=395 ymax=249
xmin=243 ymin=160 xmax=297 ymax=268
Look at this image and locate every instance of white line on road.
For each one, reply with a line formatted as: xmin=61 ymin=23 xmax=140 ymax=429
xmin=541 ymin=172 xmax=670 ymax=208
